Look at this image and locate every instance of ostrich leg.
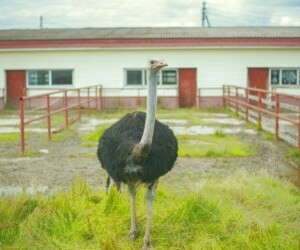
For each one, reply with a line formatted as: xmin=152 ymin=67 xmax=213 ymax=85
xmin=106 ymin=176 xmax=122 ymax=194
xmin=143 ymin=180 xmax=158 ymax=250
xmin=128 ymin=182 xmax=138 ymax=240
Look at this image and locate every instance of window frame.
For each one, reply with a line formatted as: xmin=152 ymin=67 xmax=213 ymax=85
xmin=124 ymin=68 xmax=178 ymax=87
xmin=26 ymin=69 xmax=74 ymax=87
xmin=269 ymin=68 xmax=300 ymax=87
xmin=160 ymin=69 xmax=178 ymax=86
xmin=124 ymin=68 xmax=147 ymax=87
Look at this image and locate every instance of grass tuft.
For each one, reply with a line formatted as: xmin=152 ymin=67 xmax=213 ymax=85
xmin=177 ymin=134 xmax=255 ymax=158
xmin=81 ymin=124 xmax=111 ymax=142
xmin=286 ymin=148 xmax=300 ymax=166
xmin=0 ymin=173 xmax=299 ymax=249
xmin=0 ymin=133 xmax=19 ymax=141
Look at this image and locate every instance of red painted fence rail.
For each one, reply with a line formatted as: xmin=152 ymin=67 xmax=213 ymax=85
xmin=0 ymin=88 xmax=4 ymax=110
xmin=19 ymin=85 xmax=102 ymax=153
xmin=223 ymin=85 xmax=300 ymax=148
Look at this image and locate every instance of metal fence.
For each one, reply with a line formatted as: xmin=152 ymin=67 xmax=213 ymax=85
xmin=19 ymin=85 xmax=102 ymax=153
xmin=223 ymin=85 xmax=300 ymax=148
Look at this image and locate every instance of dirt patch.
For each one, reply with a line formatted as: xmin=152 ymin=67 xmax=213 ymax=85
xmin=0 ymin=111 xmax=299 ymax=196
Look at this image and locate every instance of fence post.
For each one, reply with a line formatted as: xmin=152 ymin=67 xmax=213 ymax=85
xmin=245 ymin=88 xmax=249 ymax=122
xmin=298 ymin=104 xmax=300 ymax=149
xmin=77 ymin=89 xmax=81 ymax=121
xmin=198 ymin=89 xmax=201 ymax=109
xmin=19 ymin=98 xmax=25 ymax=153
xmin=235 ymin=87 xmax=238 ymax=115
xmin=222 ymin=85 xmax=225 ymax=108
xmin=64 ymin=90 xmax=69 ymax=128
xmin=275 ymin=94 xmax=279 ymax=141
xmin=95 ymin=86 xmax=98 ymax=110
xmin=46 ymin=95 xmax=51 ymax=140
xmin=87 ymin=87 xmax=90 ymax=116
xmin=228 ymin=87 xmax=231 ymax=109
xmin=99 ymin=86 xmax=102 ymax=110
xmin=258 ymin=92 xmax=262 ymax=129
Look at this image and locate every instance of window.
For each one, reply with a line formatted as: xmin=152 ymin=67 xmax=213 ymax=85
xmin=52 ymin=70 xmax=72 ymax=85
xmin=28 ymin=70 xmax=49 ymax=86
xmin=270 ymin=69 xmax=279 ymax=85
xmin=27 ymin=70 xmax=73 ymax=86
xmin=162 ymin=70 xmax=177 ymax=85
xmin=125 ymin=69 xmax=146 ymax=86
xmin=282 ymin=70 xmax=297 ymax=85
xmin=270 ymin=68 xmax=300 ymax=86
xmin=124 ymin=68 xmax=178 ymax=86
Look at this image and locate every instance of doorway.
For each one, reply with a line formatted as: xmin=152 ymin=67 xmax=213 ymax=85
xmin=6 ymin=70 xmax=26 ymax=108
xmin=178 ymin=68 xmax=197 ymax=107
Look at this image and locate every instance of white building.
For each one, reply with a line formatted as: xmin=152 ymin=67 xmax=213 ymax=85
xmin=0 ymin=27 xmax=300 ymax=109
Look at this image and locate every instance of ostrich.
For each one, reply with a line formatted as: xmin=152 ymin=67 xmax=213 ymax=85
xmin=97 ymin=60 xmax=178 ymax=249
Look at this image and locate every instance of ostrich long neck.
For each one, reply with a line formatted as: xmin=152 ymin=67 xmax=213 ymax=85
xmin=139 ymin=70 xmax=157 ymax=147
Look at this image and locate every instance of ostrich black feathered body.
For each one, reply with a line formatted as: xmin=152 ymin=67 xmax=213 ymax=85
xmin=97 ymin=111 xmax=178 ymax=183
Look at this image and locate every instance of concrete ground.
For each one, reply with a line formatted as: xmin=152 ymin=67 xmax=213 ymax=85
xmin=0 ymin=109 xmax=299 ymax=196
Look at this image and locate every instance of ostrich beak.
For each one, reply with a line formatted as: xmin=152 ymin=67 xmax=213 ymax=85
xmin=150 ymin=60 xmax=168 ymax=70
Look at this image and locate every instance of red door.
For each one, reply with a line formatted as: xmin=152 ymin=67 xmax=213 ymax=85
xmin=178 ymin=68 xmax=197 ymax=107
xmin=6 ymin=70 xmax=26 ymax=108
xmin=248 ymin=68 xmax=269 ymax=98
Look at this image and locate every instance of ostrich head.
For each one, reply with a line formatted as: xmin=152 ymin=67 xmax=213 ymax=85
xmin=149 ymin=60 xmax=168 ymax=72
xmin=138 ymin=60 xmax=167 ymax=149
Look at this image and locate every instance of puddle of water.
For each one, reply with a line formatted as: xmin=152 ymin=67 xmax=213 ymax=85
xmin=0 ymin=185 xmax=49 ymax=197
xmin=171 ymin=126 xmax=216 ymax=135
xmin=84 ymin=118 xmax=118 ymax=126
xmin=0 ymin=119 xmax=20 ymax=126
xmin=0 ymin=127 xmax=52 ymax=133
xmin=222 ymin=128 xmax=257 ymax=135
xmin=39 ymin=149 xmax=49 ymax=154
xmin=159 ymin=119 xmax=188 ymax=125
xmin=171 ymin=126 xmax=257 ymax=135
xmin=200 ymin=113 xmax=229 ymax=118
xmin=79 ymin=118 xmax=117 ymax=131
xmin=202 ymin=118 xmax=245 ymax=125
xmin=0 ymin=186 xmax=22 ymax=196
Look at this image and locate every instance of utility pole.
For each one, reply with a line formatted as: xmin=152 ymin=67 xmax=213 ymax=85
xmin=202 ymin=2 xmax=211 ymax=27
xmin=40 ymin=16 xmax=43 ymax=29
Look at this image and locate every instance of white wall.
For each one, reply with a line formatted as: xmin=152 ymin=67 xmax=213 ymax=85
xmin=0 ymin=48 xmax=300 ymax=97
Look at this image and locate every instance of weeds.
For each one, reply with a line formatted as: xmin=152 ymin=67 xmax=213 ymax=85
xmin=286 ymin=148 xmax=300 ymax=166
xmin=81 ymin=124 xmax=112 ymax=143
xmin=0 ymin=133 xmax=19 ymax=141
xmin=177 ymin=134 xmax=255 ymax=158
xmin=0 ymin=173 xmax=299 ymax=249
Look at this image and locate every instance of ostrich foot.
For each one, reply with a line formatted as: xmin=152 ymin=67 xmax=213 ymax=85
xmin=129 ymin=229 xmax=139 ymax=240
xmin=142 ymin=240 xmax=151 ymax=250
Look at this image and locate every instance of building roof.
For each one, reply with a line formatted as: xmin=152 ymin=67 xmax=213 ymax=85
xmin=0 ymin=27 xmax=300 ymax=49
xmin=1 ymin=27 xmax=300 ymax=40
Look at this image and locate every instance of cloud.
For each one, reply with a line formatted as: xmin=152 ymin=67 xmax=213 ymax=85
xmin=0 ymin=0 xmax=299 ymax=29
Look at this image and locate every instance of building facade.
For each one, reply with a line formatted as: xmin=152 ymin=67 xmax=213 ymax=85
xmin=0 ymin=27 xmax=300 ymax=109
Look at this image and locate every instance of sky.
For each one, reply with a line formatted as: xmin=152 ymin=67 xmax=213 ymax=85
xmin=0 ymin=0 xmax=300 ymax=29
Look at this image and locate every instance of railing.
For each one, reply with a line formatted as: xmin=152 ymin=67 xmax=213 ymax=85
xmin=0 ymin=88 xmax=4 ymax=110
xmin=223 ymin=85 xmax=300 ymax=148
xmin=100 ymin=87 xmax=178 ymax=108
xmin=19 ymin=85 xmax=102 ymax=153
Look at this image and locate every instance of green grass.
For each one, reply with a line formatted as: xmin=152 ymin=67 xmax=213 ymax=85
xmin=0 ymin=133 xmax=19 ymax=141
xmin=81 ymin=123 xmax=254 ymax=158
xmin=81 ymin=124 xmax=112 ymax=148
xmin=262 ymin=132 xmax=277 ymax=141
xmin=0 ymin=173 xmax=299 ymax=249
xmin=178 ymin=133 xmax=255 ymax=158
xmin=286 ymin=148 xmax=300 ymax=166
